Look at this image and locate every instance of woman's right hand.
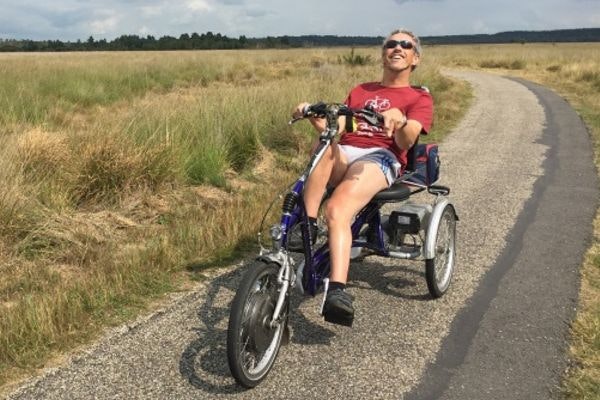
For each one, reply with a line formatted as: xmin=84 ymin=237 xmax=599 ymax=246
xmin=292 ymin=102 xmax=311 ymax=119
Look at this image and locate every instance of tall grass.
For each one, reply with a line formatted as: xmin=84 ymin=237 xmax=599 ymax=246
xmin=0 ymin=48 xmax=469 ymax=389
xmin=0 ymin=51 xmax=304 ymax=129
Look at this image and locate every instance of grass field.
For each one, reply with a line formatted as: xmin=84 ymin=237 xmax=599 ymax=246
xmin=0 ymin=43 xmax=597 ymax=397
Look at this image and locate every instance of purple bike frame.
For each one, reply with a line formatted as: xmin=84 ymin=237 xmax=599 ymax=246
xmin=280 ymin=174 xmax=392 ymax=296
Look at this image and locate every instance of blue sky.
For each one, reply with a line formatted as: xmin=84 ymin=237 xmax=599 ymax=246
xmin=0 ymin=0 xmax=598 ymax=41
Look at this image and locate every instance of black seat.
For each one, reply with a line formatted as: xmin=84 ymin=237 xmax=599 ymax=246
xmin=371 ymin=135 xmax=421 ymax=202
xmin=371 ymin=180 xmax=411 ymax=202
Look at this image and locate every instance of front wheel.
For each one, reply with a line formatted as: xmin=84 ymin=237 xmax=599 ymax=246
xmin=426 ymin=205 xmax=456 ymax=298
xmin=227 ymin=260 xmax=288 ymax=388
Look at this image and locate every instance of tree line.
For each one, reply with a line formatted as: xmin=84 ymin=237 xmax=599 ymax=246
xmin=0 ymin=32 xmax=271 ymax=52
xmin=1 ymin=28 xmax=598 ymax=52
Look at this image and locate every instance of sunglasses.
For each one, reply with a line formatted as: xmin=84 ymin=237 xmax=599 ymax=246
xmin=383 ymin=39 xmax=415 ymax=51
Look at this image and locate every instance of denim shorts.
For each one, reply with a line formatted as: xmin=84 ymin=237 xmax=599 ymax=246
xmin=338 ymin=145 xmax=400 ymax=186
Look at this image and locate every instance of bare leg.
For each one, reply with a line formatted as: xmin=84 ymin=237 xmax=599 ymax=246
xmin=303 ymin=143 xmax=348 ymax=218
xmin=325 ymin=161 xmax=389 ymax=283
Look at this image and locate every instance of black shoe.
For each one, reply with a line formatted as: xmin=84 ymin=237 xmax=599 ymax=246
xmin=322 ymin=288 xmax=354 ymax=327
xmin=287 ymin=221 xmax=318 ymax=252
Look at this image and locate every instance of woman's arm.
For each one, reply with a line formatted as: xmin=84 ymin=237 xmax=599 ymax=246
xmin=381 ymin=108 xmax=421 ymax=149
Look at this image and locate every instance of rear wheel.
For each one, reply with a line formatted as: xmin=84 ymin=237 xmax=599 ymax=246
xmin=227 ymin=260 xmax=287 ymax=388
xmin=426 ymin=205 xmax=456 ymax=298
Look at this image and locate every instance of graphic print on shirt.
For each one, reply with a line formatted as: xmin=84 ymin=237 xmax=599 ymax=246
xmin=358 ymin=96 xmax=391 ymax=136
xmin=365 ymin=96 xmax=391 ymax=113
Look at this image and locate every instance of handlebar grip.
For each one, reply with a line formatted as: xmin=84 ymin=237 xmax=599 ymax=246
xmin=304 ymin=102 xmax=327 ymax=117
xmin=302 ymin=104 xmax=311 ymax=116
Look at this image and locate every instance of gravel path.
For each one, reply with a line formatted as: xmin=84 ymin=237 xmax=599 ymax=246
xmin=6 ymin=70 xmax=580 ymax=400
xmin=406 ymin=76 xmax=598 ymax=400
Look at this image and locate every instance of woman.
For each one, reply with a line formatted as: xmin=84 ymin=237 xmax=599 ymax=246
xmin=293 ymin=29 xmax=433 ymax=326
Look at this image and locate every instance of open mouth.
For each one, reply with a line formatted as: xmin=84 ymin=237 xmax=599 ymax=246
xmin=389 ymin=53 xmax=405 ymax=63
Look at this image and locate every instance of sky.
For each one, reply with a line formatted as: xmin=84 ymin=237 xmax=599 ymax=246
xmin=0 ymin=0 xmax=598 ymax=41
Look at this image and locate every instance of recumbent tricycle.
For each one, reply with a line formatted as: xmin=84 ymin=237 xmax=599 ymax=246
xmin=226 ymin=102 xmax=458 ymax=388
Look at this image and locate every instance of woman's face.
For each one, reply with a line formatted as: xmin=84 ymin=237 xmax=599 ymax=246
xmin=381 ymin=32 xmax=420 ymax=72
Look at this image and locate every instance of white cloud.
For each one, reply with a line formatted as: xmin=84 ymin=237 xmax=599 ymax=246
xmin=90 ymin=14 xmax=120 ymax=35
xmin=186 ymin=0 xmax=213 ymax=12
xmin=141 ymin=5 xmax=165 ymax=17
xmin=138 ymin=25 xmax=151 ymax=35
xmin=471 ymin=20 xmax=491 ymax=34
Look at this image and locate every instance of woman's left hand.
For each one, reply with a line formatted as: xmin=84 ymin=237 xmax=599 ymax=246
xmin=380 ymin=108 xmax=407 ymax=138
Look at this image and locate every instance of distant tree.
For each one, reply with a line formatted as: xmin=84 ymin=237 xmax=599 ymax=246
xmin=49 ymin=40 xmax=65 ymax=50
xmin=23 ymin=40 xmax=39 ymax=51
xmin=86 ymin=36 xmax=95 ymax=50
xmin=158 ymin=35 xmax=177 ymax=50
xmin=263 ymin=36 xmax=277 ymax=48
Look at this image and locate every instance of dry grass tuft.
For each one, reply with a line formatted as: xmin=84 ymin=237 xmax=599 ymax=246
xmin=16 ymin=128 xmax=71 ymax=175
xmin=18 ymin=210 xmax=137 ymax=263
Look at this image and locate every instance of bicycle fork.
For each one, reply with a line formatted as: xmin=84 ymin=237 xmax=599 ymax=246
xmin=260 ymin=252 xmax=294 ymax=328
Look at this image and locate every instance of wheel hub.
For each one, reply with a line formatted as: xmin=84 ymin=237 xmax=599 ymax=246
xmin=246 ymin=292 xmax=276 ymax=353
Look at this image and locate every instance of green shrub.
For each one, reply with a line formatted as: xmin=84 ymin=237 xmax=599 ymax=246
xmin=339 ymin=48 xmax=373 ymax=66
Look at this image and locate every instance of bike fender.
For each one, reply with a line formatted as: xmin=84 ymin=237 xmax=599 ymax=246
xmin=256 ymin=253 xmax=283 ymax=267
xmin=424 ymin=198 xmax=456 ymax=260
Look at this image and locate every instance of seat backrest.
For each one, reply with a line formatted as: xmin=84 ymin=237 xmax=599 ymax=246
xmin=404 ymin=85 xmax=430 ymax=173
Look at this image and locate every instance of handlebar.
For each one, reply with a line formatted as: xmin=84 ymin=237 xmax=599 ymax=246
xmin=288 ymin=102 xmax=384 ymax=128
xmin=286 ymin=102 xmax=386 ymax=186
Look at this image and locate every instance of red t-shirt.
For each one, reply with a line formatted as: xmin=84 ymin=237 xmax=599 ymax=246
xmin=340 ymin=82 xmax=433 ymax=168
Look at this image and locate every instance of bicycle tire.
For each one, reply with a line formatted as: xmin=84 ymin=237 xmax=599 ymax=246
xmin=227 ymin=260 xmax=288 ymax=388
xmin=425 ymin=204 xmax=456 ymax=298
